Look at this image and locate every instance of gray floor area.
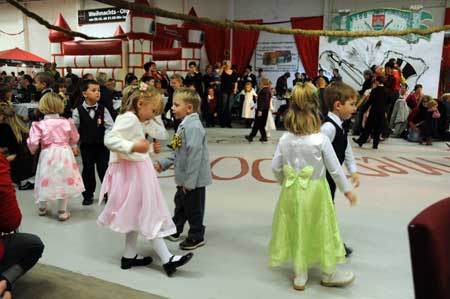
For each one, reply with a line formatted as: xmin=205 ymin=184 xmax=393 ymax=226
xmin=16 ymin=129 xmax=450 ymax=299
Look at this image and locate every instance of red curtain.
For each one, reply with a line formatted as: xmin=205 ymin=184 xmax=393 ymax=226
xmin=232 ymin=19 xmax=262 ymax=74
xmin=203 ymin=24 xmax=229 ymax=66
xmin=290 ymin=16 xmax=323 ymax=79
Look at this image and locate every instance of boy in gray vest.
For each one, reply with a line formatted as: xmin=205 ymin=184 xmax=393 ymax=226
xmin=156 ymin=88 xmax=212 ymax=250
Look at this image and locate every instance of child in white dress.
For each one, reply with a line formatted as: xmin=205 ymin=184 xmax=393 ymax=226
xmin=240 ymin=82 xmax=257 ymax=128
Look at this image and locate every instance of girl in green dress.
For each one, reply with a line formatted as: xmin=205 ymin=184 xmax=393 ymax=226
xmin=269 ymin=83 xmax=357 ymax=290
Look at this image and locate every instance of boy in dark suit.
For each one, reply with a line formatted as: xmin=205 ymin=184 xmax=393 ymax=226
xmin=321 ymin=82 xmax=360 ymax=257
xmin=72 ymin=80 xmax=114 ymax=205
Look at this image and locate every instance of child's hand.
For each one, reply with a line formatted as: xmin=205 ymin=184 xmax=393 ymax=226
xmin=154 ymin=162 xmax=163 ymax=172
xmin=153 ymin=140 xmax=161 ymax=154
xmin=350 ymin=173 xmax=360 ymax=188
xmin=132 ymin=139 xmax=150 ymax=153
xmin=182 ymin=186 xmax=190 ymax=194
xmin=344 ymin=191 xmax=357 ymax=206
xmin=72 ymin=147 xmax=80 ymax=156
xmin=6 ymin=154 xmax=16 ymax=162
xmin=257 ymin=111 xmax=262 ymax=117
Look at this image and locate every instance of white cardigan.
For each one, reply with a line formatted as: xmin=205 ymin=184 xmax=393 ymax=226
xmin=104 ymin=111 xmax=168 ymax=163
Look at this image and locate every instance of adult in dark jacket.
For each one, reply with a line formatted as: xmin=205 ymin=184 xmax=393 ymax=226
xmin=96 ymin=72 xmax=117 ymax=120
xmin=0 ymin=153 xmax=44 ymax=299
xmin=275 ymin=72 xmax=290 ymax=96
xmin=240 ymin=65 xmax=257 ymax=90
xmin=245 ymin=78 xmax=271 ymax=142
xmin=353 ymin=76 xmax=388 ymax=149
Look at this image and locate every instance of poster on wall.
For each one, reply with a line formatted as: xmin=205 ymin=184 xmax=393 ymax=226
xmin=78 ymin=8 xmax=129 ymax=25
xmin=318 ymin=7 xmax=444 ymax=97
xmin=255 ymin=42 xmax=299 ymax=72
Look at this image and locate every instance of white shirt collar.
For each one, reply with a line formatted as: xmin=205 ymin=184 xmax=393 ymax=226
xmin=82 ymin=101 xmax=98 ymax=109
xmin=44 ymin=114 xmax=60 ymax=119
xmin=327 ymin=111 xmax=343 ymax=128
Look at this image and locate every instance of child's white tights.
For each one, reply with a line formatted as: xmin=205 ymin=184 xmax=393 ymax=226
xmin=124 ymin=232 xmax=182 ymax=264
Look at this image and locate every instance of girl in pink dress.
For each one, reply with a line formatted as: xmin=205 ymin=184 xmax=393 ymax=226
xmin=27 ymin=92 xmax=84 ymax=221
xmin=97 ymin=83 xmax=192 ymax=276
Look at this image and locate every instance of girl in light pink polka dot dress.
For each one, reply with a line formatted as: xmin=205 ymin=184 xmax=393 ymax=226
xmin=27 ymin=92 xmax=84 ymax=221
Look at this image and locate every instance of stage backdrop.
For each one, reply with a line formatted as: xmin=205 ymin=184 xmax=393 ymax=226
xmin=319 ymin=7 xmax=444 ymax=97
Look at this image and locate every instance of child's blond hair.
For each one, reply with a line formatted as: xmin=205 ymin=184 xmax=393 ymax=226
xmin=284 ymin=83 xmax=321 ymax=135
xmin=441 ymin=93 xmax=450 ymax=102
xmin=0 ymin=103 xmax=29 ymax=143
xmin=324 ymin=82 xmax=357 ymax=111
xmin=427 ymin=99 xmax=438 ymax=109
xmin=120 ymin=84 xmax=162 ymax=115
xmin=173 ymin=87 xmax=201 ymax=112
xmin=260 ymin=77 xmax=270 ymax=88
xmin=39 ymin=92 xmax=64 ymax=115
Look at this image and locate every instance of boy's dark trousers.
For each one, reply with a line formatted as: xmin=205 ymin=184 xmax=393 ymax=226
xmin=173 ymin=186 xmax=205 ymax=241
xmin=326 ymin=172 xmax=338 ymax=202
xmin=80 ymin=143 xmax=109 ymax=200
xmin=249 ymin=109 xmax=269 ymax=139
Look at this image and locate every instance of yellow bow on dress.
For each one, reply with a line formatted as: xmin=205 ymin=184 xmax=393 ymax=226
xmin=283 ymin=165 xmax=314 ymax=189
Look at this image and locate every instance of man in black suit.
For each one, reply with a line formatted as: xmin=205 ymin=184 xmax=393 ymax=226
xmin=353 ymin=76 xmax=388 ymax=149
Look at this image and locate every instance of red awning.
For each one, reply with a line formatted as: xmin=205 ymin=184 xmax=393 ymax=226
xmin=0 ymin=47 xmax=49 ymax=63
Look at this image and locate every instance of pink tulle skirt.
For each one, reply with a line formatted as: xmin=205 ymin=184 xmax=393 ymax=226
xmin=97 ymin=159 xmax=176 ymax=240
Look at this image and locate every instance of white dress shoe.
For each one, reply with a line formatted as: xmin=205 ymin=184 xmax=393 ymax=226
xmin=293 ymin=273 xmax=308 ymax=290
xmin=321 ymin=270 xmax=355 ymax=287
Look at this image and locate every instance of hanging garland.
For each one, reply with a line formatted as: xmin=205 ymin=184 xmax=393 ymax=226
xmin=5 ymin=0 xmax=450 ymax=40
xmin=0 ymin=29 xmax=24 ymax=36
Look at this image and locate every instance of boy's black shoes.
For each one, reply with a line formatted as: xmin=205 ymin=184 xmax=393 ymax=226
xmin=82 ymin=198 xmax=94 ymax=206
xmin=259 ymin=138 xmax=268 ymax=142
xmin=121 ymin=255 xmax=153 ymax=270
xmin=352 ymin=137 xmax=363 ymax=148
xmin=245 ymin=135 xmax=253 ymax=142
xmin=166 ymin=233 xmax=181 ymax=242
xmin=18 ymin=182 xmax=34 ymax=190
xmin=163 ymin=253 xmax=193 ymax=277
xmin=179 ymin=238 xmax=205 ymax=250
xmin=344 ymin=243 xmax=353 ymax=257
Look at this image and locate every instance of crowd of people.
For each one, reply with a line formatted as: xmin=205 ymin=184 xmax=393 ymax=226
xmin=1 ymin=55 xmax=450 ymax=297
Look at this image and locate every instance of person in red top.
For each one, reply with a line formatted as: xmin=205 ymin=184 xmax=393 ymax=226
xmin=406 ymin=84 xmax=424 ymax=110
xmin=0 ymin=152 xmax=44 ymax=298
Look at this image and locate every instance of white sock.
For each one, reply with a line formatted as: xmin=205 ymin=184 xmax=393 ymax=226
xmin=38 ymin=201 xmax=47 ymax=209
xmin=151 ymin=238 xmax=181 ymax=264
xmin=124 ymin=232 xmax=138 ymax=259
xmin=58 ymin=198 xmax=69 ymax=212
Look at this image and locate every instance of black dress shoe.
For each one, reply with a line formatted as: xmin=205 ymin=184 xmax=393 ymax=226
xmin=18 ymin=182 xmax=34 ymax=190
xmin=121 ymin=255 xmax=153 ymax=270
xmin=344 ymin=243 xmax=353 ymax=257
xmin=82 ymin=198 xmax=94 ymax=206
xmin=245 ymin=135 xmax=253 ymax=142
xmin=352 ymin=137 xmax=363 ymax=148
xmin=259 ymin=138 xmax=268 ymax=142
xmin=163 ymin=253 xmax=193 ymax=277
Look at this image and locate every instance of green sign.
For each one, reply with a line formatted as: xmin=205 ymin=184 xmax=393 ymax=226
xmin=329 ymin=7 xmax=433 ymax=45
